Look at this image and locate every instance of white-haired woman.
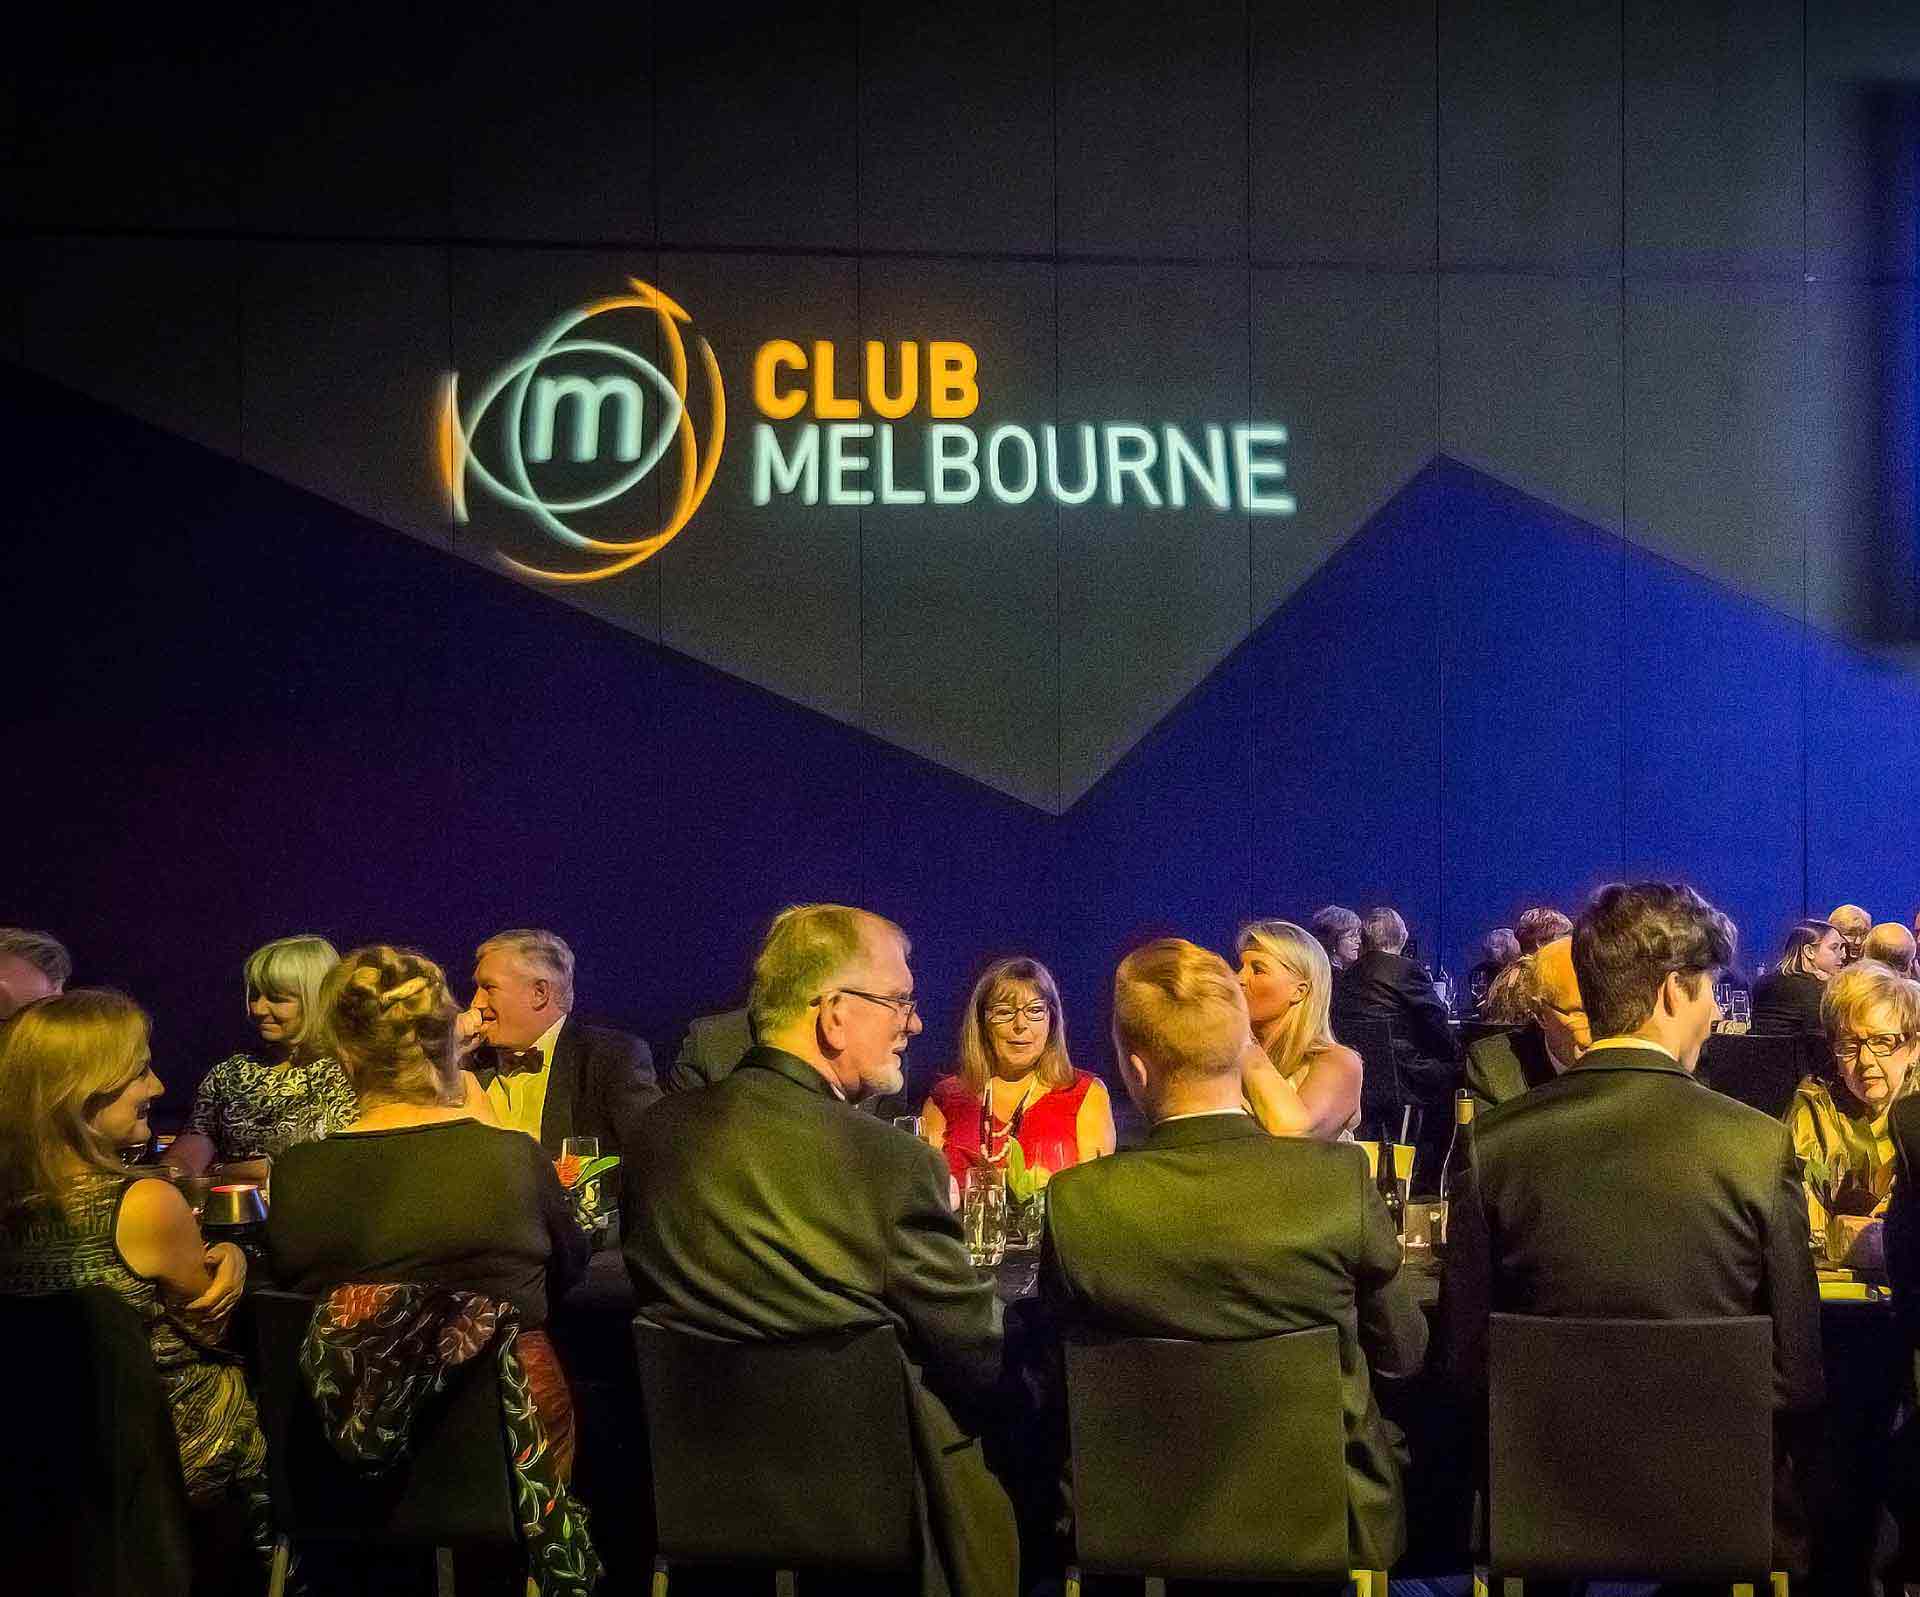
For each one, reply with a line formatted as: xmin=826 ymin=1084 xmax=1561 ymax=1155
xmin=1237 ymin=919 xmax=1363 ymax=1139
xmin=169 ymin=935 xmax=356 ymax=1178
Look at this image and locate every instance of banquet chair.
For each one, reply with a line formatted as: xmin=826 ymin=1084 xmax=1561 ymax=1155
xmin=1062 ymin=1326 xmax=1380 ymax=1596
xmin=0 ymin=1286 xmax=194 ymax=1597
xmin=1696 ymin=1033 xmax=1810 ymax=1121
xmin=1346 ymin=1018 xmax=1403 ymax=1142
xmin=633 ymin=1320 xmax=918 ymax=1595
xmin=1482 ymin=1313 xmax=1782 ymax=1596
xmin=250 ymin=1289 xmax=522 ymax=1597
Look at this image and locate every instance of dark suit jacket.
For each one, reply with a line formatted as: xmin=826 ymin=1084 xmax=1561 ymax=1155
xmin=1463 ymin=1022 xmax=1560 ymax=1113
xmin=1751 ymin=972 xmax=1826 ymax=1040
xmin=475 ymin=1015 xmax=660 ymax=1161
xmin=1441 ymin=1045 xmax=1823 ymax=1418
xmin=1333 ymin=950 xmax=1460 ymax=1069
xmin=1041 ymin=1113 xmax=1428 ymax=1568
xmin=624 ymin=1045 xmax=1016 ymax=1597
xmin=1878 ymin=1095 xmax=1920 ymax=1354
xmin=667 ymin=1005 xmax=754 ymax=1091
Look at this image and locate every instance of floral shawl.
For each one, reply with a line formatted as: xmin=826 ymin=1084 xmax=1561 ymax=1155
xmin=299 ymin=1283 xmax=601 ymax=1595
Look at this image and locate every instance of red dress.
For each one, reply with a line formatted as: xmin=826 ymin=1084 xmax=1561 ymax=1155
xmin=928 ymin=1070 xmax=1098 ymax=1186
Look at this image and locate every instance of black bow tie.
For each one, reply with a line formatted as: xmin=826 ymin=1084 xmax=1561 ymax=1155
xmin=475 ymin=1046 xmax=544 ymax=1086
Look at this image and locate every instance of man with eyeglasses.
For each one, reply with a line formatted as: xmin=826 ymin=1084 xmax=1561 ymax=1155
xmin=625 ymin=903 xmax=1017 ymax=1597
xmin=1441 ymin=883 xmax=1822 ymax=1573
xmin=1463 ymin=936 xmax=1589 ymax=1111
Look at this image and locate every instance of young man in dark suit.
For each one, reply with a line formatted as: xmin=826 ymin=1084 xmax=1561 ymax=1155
xmin=625 ymin=904 xmax=1017 ymax=1597
xmin=1440 ymin=882 xmax=1823 ymax=1568
xmin=1042 ymin=937 xmax=1428 ymax=1572
xmin=468 ymin=928 xmax=660 ymax=1160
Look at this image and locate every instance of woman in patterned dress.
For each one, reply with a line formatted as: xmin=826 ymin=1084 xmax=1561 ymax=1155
xmin=168 ymin=934 xmax=355 ymax=1179
xmin=0 ymin=990 xmax=270 ymax=1542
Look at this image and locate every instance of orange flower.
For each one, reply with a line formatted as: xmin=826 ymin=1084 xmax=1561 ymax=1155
xmin=554 ymin=1155 xmax=581 ymax=1188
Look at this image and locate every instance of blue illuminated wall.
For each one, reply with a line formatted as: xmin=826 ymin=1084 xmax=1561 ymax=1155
xmin=8 ymin=0 xmax=1920 ymax=1101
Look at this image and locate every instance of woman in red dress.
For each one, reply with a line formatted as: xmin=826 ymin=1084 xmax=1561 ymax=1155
xmin=921 ymin=955 xmax=1115 ymax=1188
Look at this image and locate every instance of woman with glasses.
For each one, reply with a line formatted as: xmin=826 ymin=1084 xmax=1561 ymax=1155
xmin=920 ymin=956 xmax=1115 ymax=1187
xmin=1788 ymin=959 xmax=1920 ymax=1237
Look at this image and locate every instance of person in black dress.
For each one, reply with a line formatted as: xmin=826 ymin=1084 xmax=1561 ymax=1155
xmin=1752 ymin=920 xmax=1847 ymax=1040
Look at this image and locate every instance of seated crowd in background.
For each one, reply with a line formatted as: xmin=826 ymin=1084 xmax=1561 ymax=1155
xmin=9 ymin=880 xmax=1920 ymax=1595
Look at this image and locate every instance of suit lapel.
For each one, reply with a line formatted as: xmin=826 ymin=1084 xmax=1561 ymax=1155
xmin=540 ymin=1016 xmax=581 ymax=1156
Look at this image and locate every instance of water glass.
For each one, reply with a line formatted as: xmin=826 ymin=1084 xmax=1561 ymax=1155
xmin=1727 ymin=988 xmax=1751 ymax=1027
xmin=891 ymin=1114 xmax=923 ymax=1139
xmin=962 ymin=1166 xmax=1008 ymax=1268
xmin=561 ymin=1136 xmax=600 ymax=1163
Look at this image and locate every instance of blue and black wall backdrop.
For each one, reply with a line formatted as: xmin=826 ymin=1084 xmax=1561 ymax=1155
xmin=7 ymin=0 xmax=1920 ymax=1108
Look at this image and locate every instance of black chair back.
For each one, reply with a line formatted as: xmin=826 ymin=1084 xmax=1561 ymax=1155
xmin=1697 ymin=1032 xmax=1810 ymax=1120
xmin=1065 ymin=1327 xmax=1350 ymax=1582
xmin=633 ymin=1320 xmax=918 ymax=1573
xmin=1346 ymin=1018 xmax=1402 ymax=1141
xmin=1489 ymin=1314 xmax=1773 ymax=1579
xmin=250 ymin=1289 xmax=518 ymax=1549
xmin=0 ymin=1287 xmax=193 ymax=1597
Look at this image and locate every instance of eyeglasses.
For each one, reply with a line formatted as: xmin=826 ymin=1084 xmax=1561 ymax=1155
xmin=1834 ymin=1033 xmax=1915 ymax=1060
xmin=984 ymin=1001 xmax=1050 ymax=1027
xmin=818 ymin=987 xmax=919 ymax=1022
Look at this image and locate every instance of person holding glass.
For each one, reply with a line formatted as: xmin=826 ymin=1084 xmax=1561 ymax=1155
xmin=921 ymin=956 xmax=1115 ymax=1189
xmin=168 ymin=935 xmax=355 ymax=1181
xmin=1236 ymin=919 xmax=1362 ymax=1139
xmin=1788 ymin=959 xmax=1920 ymax=1238
xmin=0 ymin=991 xmax=270 ymax=1559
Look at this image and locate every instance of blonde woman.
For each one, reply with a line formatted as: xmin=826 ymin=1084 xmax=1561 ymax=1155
xmin=268 ymin=945 xmax=586 ymax=1474
xmin=921 ymin=956 xmax=1115 ymax=1186
xmin=1236 ymin=919 xmax=1363 ymax=1139
xmin=1789 ymin=959 xmax=1920 ymax=1236
xmin=170 ymin=934 xmax=355 ymax=1178
xmin=0 ymin=991 xmax=269 ymax=1543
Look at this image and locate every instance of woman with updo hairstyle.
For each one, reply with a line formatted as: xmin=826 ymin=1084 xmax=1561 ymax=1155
xmin=267 ymin=945 xmax=587 ymax=1475
xmin=0 ymin=990 xmax=270 ymax=1545
xmin=169 ymin=934 xmax=355 ymax=1179
xmin=1753 ymin=919 xmax=1849 ymax=1040
xmin=921 ymin=955 xmax=1115 ymax=1186
xmin=1788 ymin=959 xmax=1920 ymax=1237
xmin=1236 ymin=920 xmax=1363 ymax=1139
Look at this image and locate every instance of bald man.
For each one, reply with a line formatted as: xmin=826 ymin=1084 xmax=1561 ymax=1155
xmin=1865 ymin=922 xmax=1917 ymax=978
xmin=1464 ymin=937 xmax=1589 ymax=1111
xmin=1829 ymin=904 xmax=1871 ymax=965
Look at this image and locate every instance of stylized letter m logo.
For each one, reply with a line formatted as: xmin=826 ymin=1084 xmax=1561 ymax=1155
xmin=527 ymin=375 xmax=646 ymax=463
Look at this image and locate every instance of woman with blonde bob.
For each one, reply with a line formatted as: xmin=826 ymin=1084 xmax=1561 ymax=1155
xmin=922 ymin=956 xmax=1115 ymax=1185
xmin=1236 ymin=920 xmax=1363 ymax=1139
xmin=1788 ymin=958 xmax=1920 ymax=1237
xmin=267 ymin=945 xmax=586 ymax=1474
xmin=0 ymin=990 xmax=270 ymax=1537
xmin=170 ymin=934 xmax=355 ymax=1178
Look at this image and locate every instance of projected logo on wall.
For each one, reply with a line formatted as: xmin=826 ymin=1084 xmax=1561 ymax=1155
xmin=442 ymin=276 xmax=1294 ymax=584
xmin=439 ymin=278 xmax=725 ymax=584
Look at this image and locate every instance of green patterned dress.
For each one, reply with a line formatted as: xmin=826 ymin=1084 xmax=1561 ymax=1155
xmin=0 ymin=1171 xmax=269 ymax=1520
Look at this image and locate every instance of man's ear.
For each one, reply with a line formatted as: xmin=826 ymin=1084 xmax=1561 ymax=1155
xmin=530 ymin=978 xmax=552 ymax=1013
xmin=1120 ymin=1051 xmax=1150 ymax=1097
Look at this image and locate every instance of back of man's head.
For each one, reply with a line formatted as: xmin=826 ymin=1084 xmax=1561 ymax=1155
xmin=1572 ymin=883 xmax=1735 ymax=1041
xmin=1865 ymin=922 xmax=1917 ymax=975
xmin=1112 ymin=938 xmax=1247 ymax=1104
xmin=1514 ymin=906 xmax=1574 ymax=955
xmin=0 ymin=927 xmax=71 ymax=1020
xmin=749 ymin=904 xmax=906 ymax=1048
xmin=1360 ymin=907 xmax=1408 ymax=955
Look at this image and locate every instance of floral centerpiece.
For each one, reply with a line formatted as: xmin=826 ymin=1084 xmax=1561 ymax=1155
xmin=554 ymin=1152 xmax=622 ymax=1245
xmin=1002 ymin=1142 xmax=1050 ymax=1249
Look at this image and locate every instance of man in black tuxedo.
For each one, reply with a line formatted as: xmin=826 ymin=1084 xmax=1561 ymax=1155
xmin=468 ymin=928 xmax=660 ymax=1161
xmin=667 ymin=1004 xmax=754 ymax=1090
xmin=1042 ymin=937 xmax=1427 ymax=1571
xmin=1463 ymin=936 xmax=1588 ymax=1110
xmin=1333 ymin=906 xmax=1459 ymax=1148
xmin=1440 ymin=882 xmax=1822 ymax=1567
xmin=625 ymin=904 xmax=1017 ymax=1597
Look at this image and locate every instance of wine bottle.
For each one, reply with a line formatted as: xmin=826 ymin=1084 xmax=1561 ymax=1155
xmin=1377 ymin=1146 xmax=1406 ymax=1236
xmin=1438 ymin=1088 xmax=1474 ymax=1201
